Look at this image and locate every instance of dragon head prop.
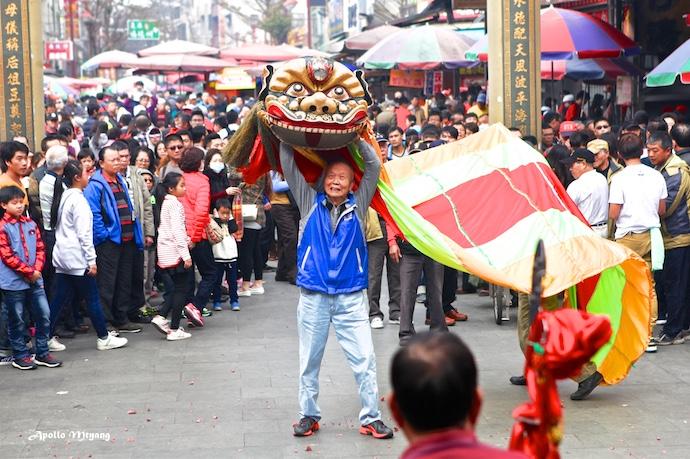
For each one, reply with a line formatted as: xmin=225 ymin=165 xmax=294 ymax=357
xmin=223 ymin=57 xmax=378 ymax=180
xmin=258 ymin=57 xmax=372 ymax=150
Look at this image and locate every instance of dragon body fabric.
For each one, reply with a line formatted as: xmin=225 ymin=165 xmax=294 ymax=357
xmin=223 ymin=57 xmax=653 ymax=389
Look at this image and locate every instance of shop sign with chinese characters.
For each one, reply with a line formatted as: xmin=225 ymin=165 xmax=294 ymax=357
xmin=0 ymin=1 xmax=43 ymax=146
xmin=503 ymin=0 xmax=539 ymax=136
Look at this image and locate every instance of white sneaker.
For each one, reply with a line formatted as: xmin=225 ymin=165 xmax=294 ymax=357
xmin=238 ymin=289 xmax=252 ymax=297
xmin=97 ymin=334 xmax=128 ymax=350
xmin=655 ymin=319 xmax=667 ymax=326
xmin=249 ymin=286 xmax=265 ymax=295
xmin=370 ymin=317 xmax=384 ymax=329
xmin=151 ymin=315 xmax=171 ymax=335
xmin=646 ymin=337 xmax=658 ymax=353
xmin=48 ymin=337 xmax=66 ymax=352
xmin=167 ymin=328 xmax=192 ymax=341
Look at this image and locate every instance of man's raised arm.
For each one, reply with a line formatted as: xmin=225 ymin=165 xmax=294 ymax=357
xmin=279 ymin=142 xmax=316 ymax=216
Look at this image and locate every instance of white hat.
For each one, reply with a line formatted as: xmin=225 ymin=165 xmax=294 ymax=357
xmin=562 ymin=94 xmax=575 ymax=103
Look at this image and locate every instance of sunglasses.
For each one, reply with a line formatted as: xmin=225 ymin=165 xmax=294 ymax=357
xmin=168 ymin=145 xmax=184 ymax=150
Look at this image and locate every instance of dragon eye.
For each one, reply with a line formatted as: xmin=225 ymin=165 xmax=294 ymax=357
xmin=286 ymin=83 xmax=308 ymax=97
xmin=327 ymin=86 xmax=349 ymax=100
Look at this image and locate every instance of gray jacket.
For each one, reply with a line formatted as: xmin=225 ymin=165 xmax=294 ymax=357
xmin=124 ymin=165 xmax=155 ymax=238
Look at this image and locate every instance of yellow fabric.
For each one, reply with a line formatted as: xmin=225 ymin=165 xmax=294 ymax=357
xmin=365 ymin=207 xmax=383 ymax=242
xmin=270 ymin=191 xmax=290 ymax=205
xmin=598 ymin=257 xmax=652 ymax=384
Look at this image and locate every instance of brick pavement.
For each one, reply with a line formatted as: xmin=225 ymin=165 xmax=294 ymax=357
xmin=1 ymin=271 xmax=690 ymax=458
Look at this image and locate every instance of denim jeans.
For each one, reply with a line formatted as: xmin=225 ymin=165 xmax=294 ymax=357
xmin=50 ymin=273 xmax=109 ymax=339
xmin=212 ymin=261 xmax=238 ymax=304
xmin=297 ymin=288 xmax=381 ymax=425
xmin=0 ymin=299 xmax=9 ymax=351
xmin=4 ymin=284 xmax=51 ymax=359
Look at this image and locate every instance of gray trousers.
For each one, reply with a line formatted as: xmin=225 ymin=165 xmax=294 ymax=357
xmin=367 ymin=238 xmax=401 ymax=320
xmin=399 ymin=253 xmax=447 ymax=341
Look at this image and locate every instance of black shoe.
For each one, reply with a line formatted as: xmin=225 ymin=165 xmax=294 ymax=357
xmin=11 ymin=356 xmax=37 ymax=370
xmin=116 ymin=322 xmax=142 ymax=333
xmin=129 ymin=313 xmax=152 ymax=324
xmin=570 ymin=371 xmax=603 ymax=401
xmin=359 ymin=420 xmax=394 ymax=439
xmin=509 ymin=375 xmax=527 ymax=386
xmin=55 ymin=328 xmax=76 ymax=339
xmin=293 ymin=417 xmax=320 ymax=437
xmin=35 ymin=353 xmax=62 ymax=368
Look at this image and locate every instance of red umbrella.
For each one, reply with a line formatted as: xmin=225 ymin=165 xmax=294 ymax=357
xmin=345 ymin=25 xmax=401 ymax=51
xmin=220 ymin=43 xmax=327 ymax=62
xmin=81 ymin=50 xmax=139 ymax=71
xmin=138 ymin=40 xmax=219 ymax=57
xmin=129 ymin=54 xmax=235 ymax=72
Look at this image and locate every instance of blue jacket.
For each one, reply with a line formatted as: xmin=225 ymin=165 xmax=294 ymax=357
xmin=296 ymin=192 xmax=368 ymax=294
xmin=84 ymin=170 xmax=144 ymax=249
xmin=0 ymin=214 xmax=45 ymax=291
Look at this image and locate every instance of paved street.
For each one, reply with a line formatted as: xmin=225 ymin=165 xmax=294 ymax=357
xmin=2 ymin=269 xmax=690 ymax=459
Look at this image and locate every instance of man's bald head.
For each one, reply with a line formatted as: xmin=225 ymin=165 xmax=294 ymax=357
xmin=390 ymin=332 xmax=478 ymax=433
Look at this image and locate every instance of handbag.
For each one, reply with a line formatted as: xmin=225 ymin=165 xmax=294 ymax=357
xmin=241 ymin=204 xmax=258 ymax=222
xmin=205 ymin=217 xmax=223 ymax=244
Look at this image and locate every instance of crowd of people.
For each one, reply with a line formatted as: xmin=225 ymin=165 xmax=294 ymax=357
xmin=0 ymin=81 xmax=687 ymax=442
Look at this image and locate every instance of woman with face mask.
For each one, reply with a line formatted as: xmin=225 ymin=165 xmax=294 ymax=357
xmin=204 ymin=149 xmax=241 ymax=212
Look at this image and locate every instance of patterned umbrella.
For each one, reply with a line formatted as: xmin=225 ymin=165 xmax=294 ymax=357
xmin=541 ymin=58 xmax=640 ymax=81
xmin=466 ymin=7 xmax=639 ymax=61
xmin=541 ymin=6 xmax=639 ymax=59
xmin=645 ymin=38 xmax=690 ymax=87
xmin=356 ymin=25 xmax=476 ymax=70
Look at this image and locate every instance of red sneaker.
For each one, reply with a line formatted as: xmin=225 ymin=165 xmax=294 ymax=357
xmin=293 ymin=417 xmax=320 ymax=437
xmin=446 ymin=309 xmax=468 ymax=322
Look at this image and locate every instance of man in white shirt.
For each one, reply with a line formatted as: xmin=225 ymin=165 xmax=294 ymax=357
xmin=565 ymin=148 xmax=609 ymax=237
xmin=609 ymin=134 xmax=668 ymax=352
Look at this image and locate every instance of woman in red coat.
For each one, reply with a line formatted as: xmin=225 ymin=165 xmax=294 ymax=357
xmin=179 ymin=147 xmax=214 ymax=318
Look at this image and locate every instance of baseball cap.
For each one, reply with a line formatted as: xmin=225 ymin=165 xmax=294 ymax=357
xmin=375 ymin=134 xmax=388 ymax=143
xmin=587 ymin=139 xmax=609 ymax=153
xmin=477 ymin=93 xmax=487 ymax=104
xmin=559 ymin=121 xmax=580 ymax=138
xmin=46 ymin=112 xmax=58 ymax=122
xmin=562 ymin=94 xmax=575 ymax=103
xmin=562 ymin=148 xmax=595 ymax=166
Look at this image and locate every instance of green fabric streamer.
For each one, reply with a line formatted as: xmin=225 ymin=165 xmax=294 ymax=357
xmin=586 ymin=266 xmax=625 ymax=367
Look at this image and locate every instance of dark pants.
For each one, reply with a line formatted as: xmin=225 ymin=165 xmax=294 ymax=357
xmin=367 ymin=238 xmax=400 ymax=320
xmin=4 ymin=284 xmax=50 ymax=359
xmin=42 ymin=230 xmax=56 ymax=301
xmin=399 ymin=253 xmax=447 ymax=341
xmin=96 ymin=240 xmax=139 ymax=327
xmin=442 ymin=267 xmax=458 ymax=308
xmin=189 ymin=240 xmax=217 ymax=311
xmin=212 ymin=261 xmax=238 ymax=304
xmin=238 ymin=228 xmax=263 ymax=282
xmin=50 ymin=273 xmax=108 ymax=338
xmin=272 ymin=204 xmax=300 ymax=282
xmin=159 ymin=267 xmax=193 ymax=329
xmin=260 ymin=210 xmax=275 ymax=267
xmin=130 ymin=246 xmax=146 ymax=312
xmin=659 ymin=246 xmax=690 ymax=337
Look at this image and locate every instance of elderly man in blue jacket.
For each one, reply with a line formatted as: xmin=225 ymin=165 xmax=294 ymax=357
xmin=280 ymin=140 xmax=394 ymax=440
xmin=84 ymin=143 xmax=144 ymax=334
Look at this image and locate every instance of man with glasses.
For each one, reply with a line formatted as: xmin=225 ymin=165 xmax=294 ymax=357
xmin=159 ymin=134 xmax=185 ymax=179
xmin=593 ymin=117 xmax=612 ymax=139
xmin=588 ymin=138 xmax=621 ymax=184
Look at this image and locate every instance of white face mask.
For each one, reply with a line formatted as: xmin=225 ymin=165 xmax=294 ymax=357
xmin=209 ymin=162 xmax=224 ymax=173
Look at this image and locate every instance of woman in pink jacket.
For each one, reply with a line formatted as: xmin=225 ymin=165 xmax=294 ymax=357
xmin=179 ymin=147 xmax=215 ymax=318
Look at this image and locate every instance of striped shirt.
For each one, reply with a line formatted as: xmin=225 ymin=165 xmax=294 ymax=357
xmin=107 ymin=176 xmax=134 ymax=242
xmin=157 ymin=195 xmax=191 ymax=268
